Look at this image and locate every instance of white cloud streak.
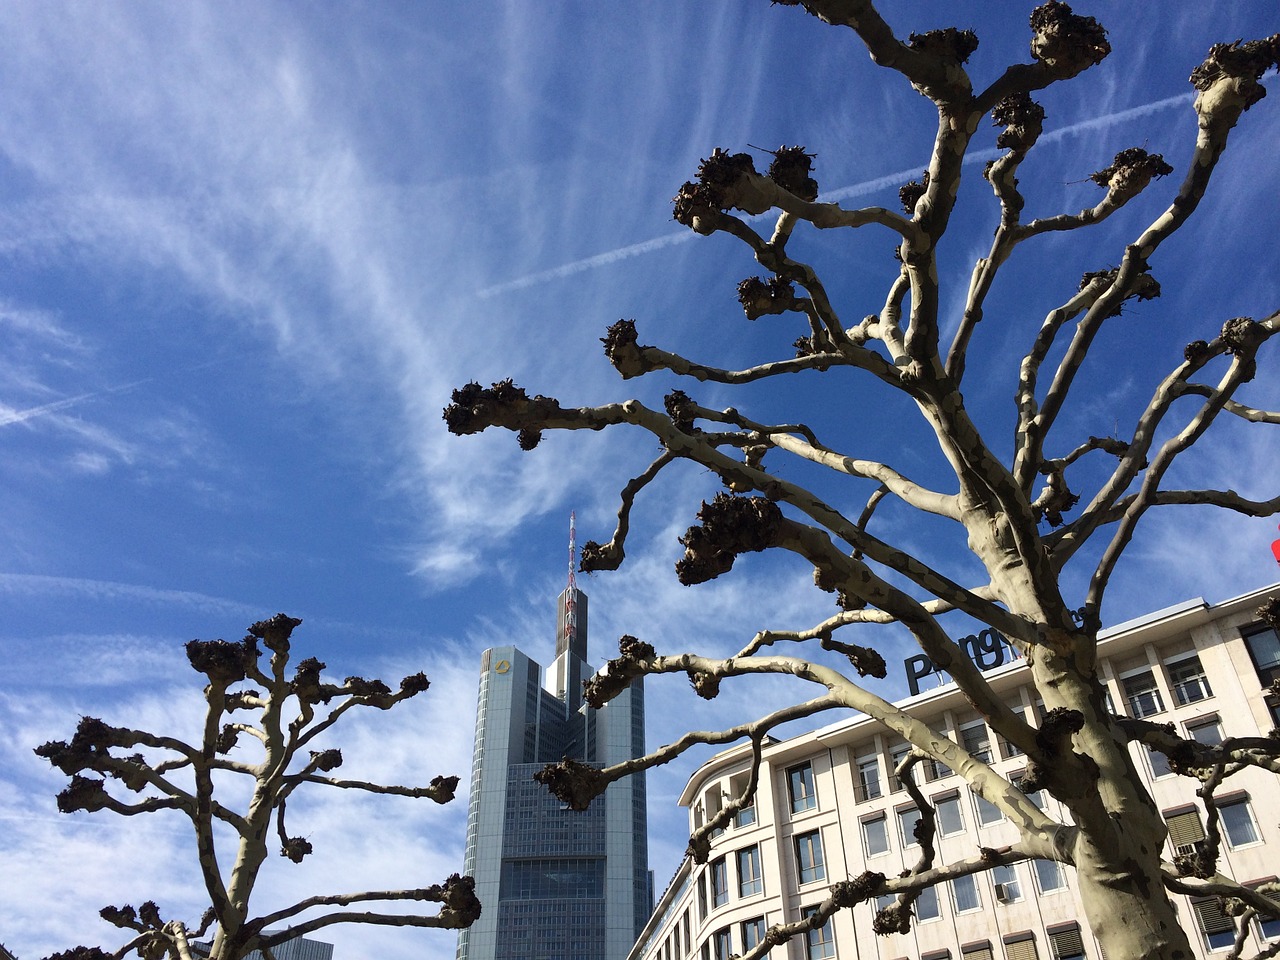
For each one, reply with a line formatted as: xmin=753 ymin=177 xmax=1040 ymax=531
xmin=476 ymin=89 xmax=1207 ymax=300
xmin=0 ymin=573 xmax=265 ymax=618
xmin=0 ymin=377 xmax=152 ymax=428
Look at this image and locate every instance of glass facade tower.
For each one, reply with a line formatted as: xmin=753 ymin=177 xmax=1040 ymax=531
xmin=457 ymin=574 xmax=650 ymax=960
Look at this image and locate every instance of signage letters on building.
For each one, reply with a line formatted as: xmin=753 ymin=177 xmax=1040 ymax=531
xmin=903 ymin=609 xmax=1087 ymax=695
xmin=904 ymin=629 xmax=1018 ymax=696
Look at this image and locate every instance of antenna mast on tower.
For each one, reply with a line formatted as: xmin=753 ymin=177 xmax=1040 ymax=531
xmin=564 ymin=512 xmax=578 ymax=647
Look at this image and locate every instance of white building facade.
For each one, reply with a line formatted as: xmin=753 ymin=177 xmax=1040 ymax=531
xmin=630 ymin=585 xmax=1280 ymax=960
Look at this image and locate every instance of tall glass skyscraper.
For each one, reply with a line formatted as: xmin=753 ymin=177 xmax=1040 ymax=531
xmin=457 ymin=519 xmax=650 ymax=960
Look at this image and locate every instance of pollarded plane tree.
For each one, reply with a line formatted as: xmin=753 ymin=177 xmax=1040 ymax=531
xmin=445 ymin=4 xmax=1280 ymax=959
xmin=35 ymin=615 xmax=479 ymax=960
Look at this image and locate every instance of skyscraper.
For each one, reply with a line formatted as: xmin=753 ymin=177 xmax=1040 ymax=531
xmin=457 ymin=515 xmax=650 ymax=960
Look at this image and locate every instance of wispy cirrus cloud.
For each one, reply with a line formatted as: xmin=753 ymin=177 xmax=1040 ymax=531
xmin=475 ymin=86 xmax=1224 ymax=301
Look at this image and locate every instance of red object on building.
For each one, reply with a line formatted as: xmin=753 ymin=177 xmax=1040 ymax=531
xmin=1273 ymin=525 xmax=1280 ymax=565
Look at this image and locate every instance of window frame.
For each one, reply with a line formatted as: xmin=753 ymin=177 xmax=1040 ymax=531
xmin=1046 ymin=923 xmax=1086 ymax=960
xmin=736 ymin=844 xmax=762 ymax=898
xmin=1033 ymin=858 xmax=1067 ymax=894
xmin=1193 ymin=897 xmax=1236 ymax=952
xmin=993 ymin=863 xmax=1022 ymax=903
xmin=1187 ymin=717 xmax=1224 ymax=746
xmin=1242 ymin=622 xmax=1280 ymax=685
xmin=952 ymin=872 xmax=981 ymax=913
xmin=862 ymin=813 xmax=890 ymax=857
xmin=960 ymin=720 xmax=993 ymax=764
xmin=1247 ymin=878 xmax=1280 ymax=941
xmin=741 ymin=917 xmax=767 ymax=953
xmin=898 ymin=805 xmax=922 ymax=848
xmin=1167 ymin=654 xmax=1212 ymax=706
xmin=1219 ymin=795 xmax=1261 ymax=849
xmin=795 ymin=829 xmax=826 ymax=885
xmin=889 ymin=743 xmax=910 ymax=793
xmin=788 ymin=762 xmax=817 ymax=814
xmin=855 ymin=754 xmax=883 ymax=802
xmin=712 ymin=927 xmax=732 ymax=960
xmin=915 ymin=883 xmax=941 ymax=922
xmin=974 ymin=790 xmax=1004 ymax=826
xmin=802 ymin=906 xmax=835 ymax=960
xmin=1164 ymin=805 xmax=1207 ymax=856
xmin=936 ymin=792 xmax=965 ymax=836
xmin=710 ymin=856 xmax=729 ymax=908
xmin=1121 ymin=669 xmax=1165 ymax=719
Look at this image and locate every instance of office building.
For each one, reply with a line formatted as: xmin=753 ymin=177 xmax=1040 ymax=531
xmin=630 ymin=584 xmax=1280 ymax=960
xmin=457 ymin=517 xmax=650 ymax=960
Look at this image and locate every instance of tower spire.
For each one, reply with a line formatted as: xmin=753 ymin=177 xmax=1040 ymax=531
xmin=563 ymin=512 xmax=578 ymax=650
xmin=568 ymin=511 xmax=578 ymax=594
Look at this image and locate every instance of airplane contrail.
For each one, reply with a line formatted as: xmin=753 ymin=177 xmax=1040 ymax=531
xmin=0 ymin=377 xmax=153 ymax=428
xmin=476 ymin=87 xmax=1214 ymax=300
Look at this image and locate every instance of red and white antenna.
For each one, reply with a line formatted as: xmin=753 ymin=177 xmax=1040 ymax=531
xmin=564 ymin=512 xmax=578 ymax=645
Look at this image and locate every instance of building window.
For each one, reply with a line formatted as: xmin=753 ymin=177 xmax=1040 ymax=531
xmin=1147 ymin=745 xmax=1172 ymax=779
xmin=1004 ymin=933 xmax=1040 ymax=960
xmin=862 ymin=814 xmax=889 ymax=857
xmin=803 ymin=906 xmax=835 ymax=960
xmin=1250 ymin=881 xmax=1280 ymax=941
xmin=899 ymin=806 xmax=922 ymax=848
xmin=1014 ymin=774 xmax=1047 ymax=810
xmin=1168 ymin=655 xmax=1212 ymax=705
xmin=874 ymin=893 xmax=896 ymax=915
xmin=712 ymin=928 xmax=732 ymax=960
xmin=953 ymin=872 xmax=981 ymax=913
xmin=917 ymin=884 xmax=940 ymax=921
xmin=1047 ymin=923 xmax=1086 ymax=960
xmin=993 ymin=864 xmax=1022 ymax=903
xmin=1034 ymin=858 xmax=1067 ymax=893
xmin=1165 ymin=807 xmax=1206 ymax=857
xmin=733 ymin=801 xmax=756 ymax=828
xmin=1193 ymin=897 xmax=1236 ymax=952
xmin=1220 ymin=797 xmax=1260 ymax=848
xmin=856 ymin=755 xmax=882 ymax=802
xmin=1122 ymin=670 xmax=1165 ymax=719
xmin=937 ymin=793 xmax=965 ymax=836
xmin=795 ymin=830 xmax=826 ymax=884
xmin=741 ymin=917 xmax=766 ymax=952
xmin=961 ymin=721 xmax=993 ymax=763
xmin=789 ymin=762 xmax=817 ymax=813
xmin=683 ymin=910 xmax=691 ymax=952
xmin=737 ymin=845 xmax=762 ymax=897
xmin=1188 ymin=717 xmax=1223 ymax=746
xmin=999 ymin=708 xmax=1025 ymax=758
xmin=975 ymin=791 xmax=1004 ymax=825
xmin=963 ymin=943 xmax=995 ymax=960
xmin=711 ymin=857 xmax=729 ymax=907
xmin=1242 ymin=623 xmax=1280 ymax=685
xmin=923 ymin=756 xmax=952 ymax=782
xmin=889 ymin=742 xmax=911 ymax=792
xmin=701 ymin=941 xmax=710 ymax=960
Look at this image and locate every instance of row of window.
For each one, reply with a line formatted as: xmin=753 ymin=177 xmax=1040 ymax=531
xmin=698 ymin=917 xmax=768 ymax=960
xmin=1195 ymin=892 xmax=1280 ymax=951
xmin=782 ymin=635 xmax=1271 ymax=827
xmin=698 ymin=845 xmax=764 ymax=918
xmin=665 ymin=882 xmax=1279 ymax=960
xmin=1165 ymin=795 xmax=1263 ymax=853
xmin=1120 ymin=653 xmax=1212 ymax=720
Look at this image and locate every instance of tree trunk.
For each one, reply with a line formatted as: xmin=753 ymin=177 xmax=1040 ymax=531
xmin=1073 ymin=824 xmax=1195 ymax=960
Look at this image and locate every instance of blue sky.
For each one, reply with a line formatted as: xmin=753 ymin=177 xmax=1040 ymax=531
xmin=2 ymin=3 xmax=1278 ymax=959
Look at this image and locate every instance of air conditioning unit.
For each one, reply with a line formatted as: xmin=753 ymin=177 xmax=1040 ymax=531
xmin=994 ymin=882 xmax=1012 ymax=902
xmin=1174 ymin=843 xmax=1198 ymax=857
